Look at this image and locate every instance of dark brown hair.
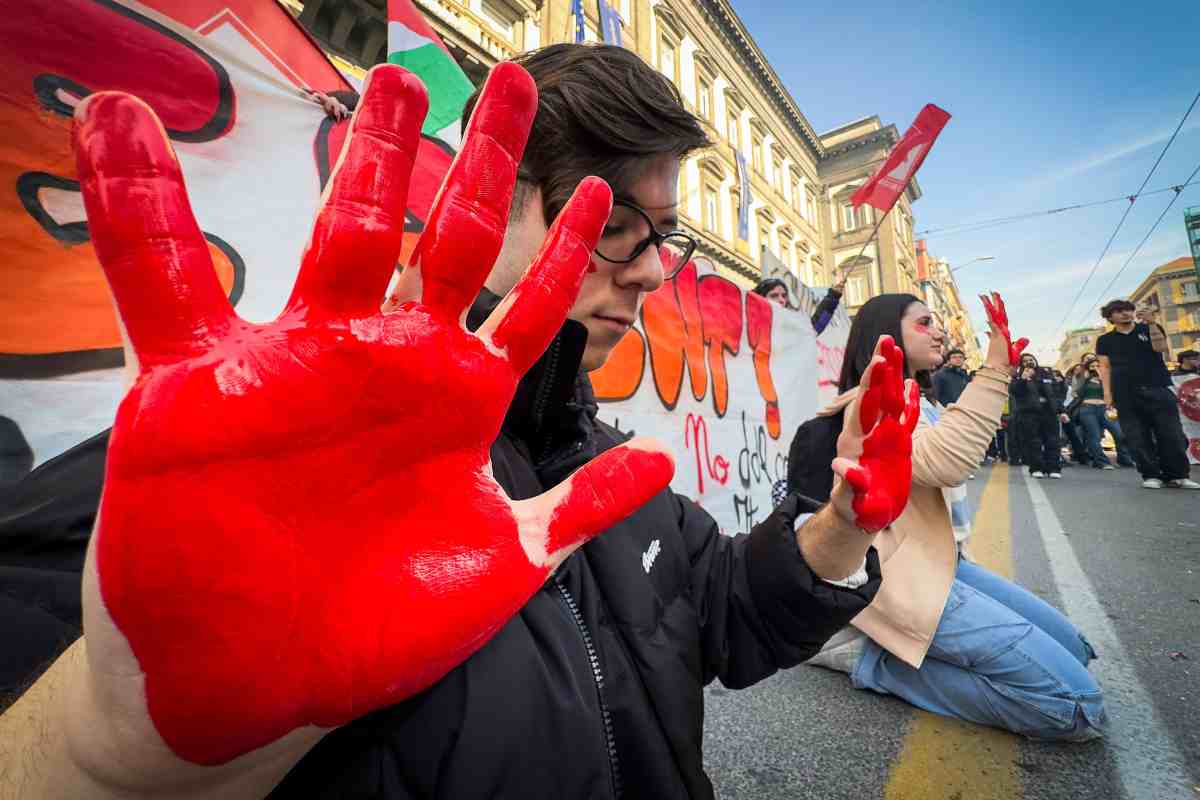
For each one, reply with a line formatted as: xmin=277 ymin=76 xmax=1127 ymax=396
xmin=837 ymin=293 xmax=923 ymax=392
xmin=462 ymin=43 xmax=712 ymax=223
xmin=1100 ymin=299 xmax=1135 ymax=320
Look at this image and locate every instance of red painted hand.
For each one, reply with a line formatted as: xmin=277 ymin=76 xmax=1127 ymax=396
xmin=980 ymin=291 xmax=1029 ymax=368
xmin=75 ymin=64 xmax=673 ymax=766
xmin=830 ymin=336 xmax=920 ymax=532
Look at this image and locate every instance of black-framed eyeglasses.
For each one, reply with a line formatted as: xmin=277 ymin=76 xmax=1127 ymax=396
xmin=594 ymin=199 xmax=697 ymax=280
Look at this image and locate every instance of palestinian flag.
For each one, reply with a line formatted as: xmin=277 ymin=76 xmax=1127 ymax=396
xmin=387 ymin=0 xmax=475 ymax=148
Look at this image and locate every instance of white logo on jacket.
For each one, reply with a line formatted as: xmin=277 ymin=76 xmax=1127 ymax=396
xmin=642 ymin=539 xmax=662 ymax=574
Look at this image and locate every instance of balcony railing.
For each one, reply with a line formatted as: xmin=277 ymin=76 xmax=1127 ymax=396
xmin=417 ymin=0 xmax=518 ymax=62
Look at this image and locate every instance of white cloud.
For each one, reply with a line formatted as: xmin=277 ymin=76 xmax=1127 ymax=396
xmin=1027 ymin=118 xmax=1200 ymax=189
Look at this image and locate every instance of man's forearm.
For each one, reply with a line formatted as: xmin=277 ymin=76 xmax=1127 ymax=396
xmin=795 ymin=504 xmax=872 ymax=582
xmin=0 ymin=640 xmax=323 ymax=800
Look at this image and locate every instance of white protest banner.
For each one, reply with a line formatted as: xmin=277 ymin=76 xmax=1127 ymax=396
xmin=1173 ymin=374 xmax=1200 ymax=465
xmin=591 ymin=256 xmax=848 ymax=535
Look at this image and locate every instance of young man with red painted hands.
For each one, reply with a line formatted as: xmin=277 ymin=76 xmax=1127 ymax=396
xmin=1 ymin=46 xmax=908 ymax=800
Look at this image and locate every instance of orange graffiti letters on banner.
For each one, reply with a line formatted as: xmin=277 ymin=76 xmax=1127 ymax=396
xmin=697 ymin=274 xmax=742 ymax=417
xmin=641 ymin=260 xmax=707 ymax=408
xmin=744 ymin=292 xmax=781 ymax=439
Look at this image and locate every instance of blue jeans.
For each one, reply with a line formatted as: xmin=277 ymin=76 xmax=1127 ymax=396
xmin=1077 ymin=404 xmax=1132 ymax=467
xmin=851 ymin=559 xmax=1106 ymax=740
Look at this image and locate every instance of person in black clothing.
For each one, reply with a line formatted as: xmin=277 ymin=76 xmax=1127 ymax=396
xmin=1175 ymin=349 xmax=1200 ymax=376
xmin=1010 ymin=355 xmax=1067 ymax=477
xmin=1095 ymin=300 xmax=1198 ymax=489
xmin=1006 ymin=352 xmax=1038 ymax=466
xmin=1 ymin=46 xmax=903 ymax=800
xmin=752 ymin=275 xmax=846 ymax=335
xmin=932 ymin=348 xmax=969 ymax=407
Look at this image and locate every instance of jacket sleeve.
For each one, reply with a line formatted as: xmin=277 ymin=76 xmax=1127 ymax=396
xmin=676 ymin=493 xmax=881 ymax=689
xmin=931 ymin=370 xmax=952 ymax=406
xmin=810 ymin=289 xmax=842 ymax=335
xmin=910 ymin=372 xmax=1008 ymax=488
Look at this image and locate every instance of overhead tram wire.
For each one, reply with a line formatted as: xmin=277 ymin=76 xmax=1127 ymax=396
xmin=914 ymin=180 xmax=1200 ymax=240
xmin=1050 ymin=88 xmax=1200 ymax=340
xmin=1073 ymin=159 xmax=1200 ymax=326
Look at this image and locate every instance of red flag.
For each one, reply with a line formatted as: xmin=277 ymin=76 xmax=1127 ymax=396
xmin=851 ymin=104 xmax=950 ymax=212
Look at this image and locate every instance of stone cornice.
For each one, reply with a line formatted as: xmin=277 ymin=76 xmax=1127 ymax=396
xmin=692 ymin=0 xmax=825 ymax=160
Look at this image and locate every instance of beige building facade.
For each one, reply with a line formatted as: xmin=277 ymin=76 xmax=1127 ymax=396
xmin=286 ymin=0 xmax=922 ymax=300
xmin=1056 ymin=326 xmax=1106 ymax=373
xmin=914 ymin=240 xmax=982 ymax=367
xmin=1128 ymin=256 xmax=1200 ymax=361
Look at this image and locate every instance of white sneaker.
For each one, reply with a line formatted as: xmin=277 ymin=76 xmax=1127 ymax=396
xmin=1049 ymin=472 xmax=1062 ymax=479
xmin=1101 ymin=464 xmax=1115 ymax=471
xmin=1166 ymin=478 xmax=1200 ymax=489
xmin=1142 ymin=478 xmax=1164 ymax=489
xmin=968 ymin=473 xmax=977 ymax=480
xmin=1031 ymin=471 xmax=1045 ymax=478
xmin=805 ymin=628 xmax=867 ymax=675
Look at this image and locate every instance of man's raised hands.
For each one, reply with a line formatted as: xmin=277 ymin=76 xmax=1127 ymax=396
xmin=74 ymin=63 xmax=673 ymax=766
xmin=829 ymin=336 xmax=920 ymax=533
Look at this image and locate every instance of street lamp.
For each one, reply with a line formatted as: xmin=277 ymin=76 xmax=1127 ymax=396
xmin=949 ymin=256 xmax=995 ymax=274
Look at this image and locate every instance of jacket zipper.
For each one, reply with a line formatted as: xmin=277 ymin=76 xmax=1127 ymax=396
xmin=554 ymin=578 xmax=622 ymax=800
xmin=533 ymin=338 xmax=562 ymax=462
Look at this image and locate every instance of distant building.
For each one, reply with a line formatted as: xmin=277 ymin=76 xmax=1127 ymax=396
xmin=1056 ymin=326 xmax=1106 ymax=372
xmin=283 ymin=0 xmax=922 ymax=299
xmin=1128 ymin=256 xmax=1200 ymax=360
xmin=914 ymin=240 xmax=982 ymax=367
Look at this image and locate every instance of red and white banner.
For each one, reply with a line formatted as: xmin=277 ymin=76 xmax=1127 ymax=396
xmin=851 ymin=103 xmax=950 ymax=213
xmin=1175 ymin=374 xmax=1200 ymax=464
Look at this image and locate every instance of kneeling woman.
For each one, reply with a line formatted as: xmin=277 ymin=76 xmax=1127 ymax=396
xmin=786 ymin=293 xmax=1106 ymax=740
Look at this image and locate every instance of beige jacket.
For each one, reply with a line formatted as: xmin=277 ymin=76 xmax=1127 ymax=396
xmin=818 ymin=367 xmax=1010 ymax=667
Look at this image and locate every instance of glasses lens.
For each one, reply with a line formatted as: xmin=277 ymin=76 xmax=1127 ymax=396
xmin=660 ymin=235 xmax=694 ymax=279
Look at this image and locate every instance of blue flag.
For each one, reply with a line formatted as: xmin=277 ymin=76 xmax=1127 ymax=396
xmin=572 ymin=0 xmax=585 ymax=43
xmin=598 ymin=0 xmax=623 ymax=46
xmin=734 ymin=148 xmax=752 ymax=241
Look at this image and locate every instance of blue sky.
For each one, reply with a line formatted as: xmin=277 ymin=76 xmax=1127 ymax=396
xmin=733 ymin=0 xmax=1200 ymax=362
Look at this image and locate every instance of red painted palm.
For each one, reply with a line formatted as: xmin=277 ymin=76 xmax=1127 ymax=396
xmin=76 ymin=63 xmax=673 ymax=766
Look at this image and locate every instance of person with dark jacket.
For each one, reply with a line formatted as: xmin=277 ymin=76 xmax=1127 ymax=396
xmin=1010 ymin=356 xmax=1067 ymax=477
xmin=752 ymin=275 xmax=845 ymax=335
xmin=2 ymin=46 xmax=900 ymax=800
xmin=932 ymin=348 xmax=969 ymax=406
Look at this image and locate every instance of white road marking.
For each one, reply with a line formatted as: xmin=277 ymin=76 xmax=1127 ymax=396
xmin=1021 ymin=471 xmax=1195 ymax=800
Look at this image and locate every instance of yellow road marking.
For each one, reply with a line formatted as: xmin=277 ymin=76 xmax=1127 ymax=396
xmin=882 ymin=464 xmax=1022 ymax=800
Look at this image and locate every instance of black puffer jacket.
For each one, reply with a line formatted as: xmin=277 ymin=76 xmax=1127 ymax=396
xmin=1010 ymin=368 xmax=1065 ymax=416
xmin=0 ymin=292 xmax=880 ymax=799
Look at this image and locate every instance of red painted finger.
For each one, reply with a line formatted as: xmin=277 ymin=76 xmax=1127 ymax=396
xmin=843 ymin=465 xmax=871 ymax=496
xmin=991 ymin=292 xmax=1009 ymax=327
xmin=902 ymin=379 xmax=920 ymax=434
xmin=485 ymin=177 xmax=612 ymax=375
xmin=287 ymin=66 xmax=427 ymax=320
xmin=882 ymin=338 xmax=906 ymax=417
xmin=536 ymin=439 xmax=675 ymax=564
xmin=857 ymin=364 xmax=885 ymax=436
xmin=1011 ymin=337 xmax=1031 ymax=366
xmin=414 ymin=62 xmax=537 ymax=321
xmin=74 ymin=92 xmax=233 ymax=369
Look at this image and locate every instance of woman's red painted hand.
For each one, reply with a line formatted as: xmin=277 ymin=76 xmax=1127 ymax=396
xmin=980 ymin=291 xmax=1028 ymax=369
xmin=830 ymin=336 xmax=920 ymax=532
xmin=75 ymin=64 xmax=673 ymax=766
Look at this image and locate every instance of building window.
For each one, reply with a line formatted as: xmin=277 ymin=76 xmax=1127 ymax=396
xmin=847 ymin=276 xmax=868 ymax=305
xmin=697 ymin=77 xmax=712 ymax=121
xmin=759 ymin=225 xmax=772 ymax=255
xmin=751 ymin=132 xmax=764 ymax=174
xmin=731 ymin=192 xmax=742 ymax=239
xmin=859 ymin=205 xmax=873 ymax=227
xmin=619 ymin=0 xmax=632 ymax=25
xmin=480 ymin=0 xmax=517 ymax=40
xmin=842 ymin=203 xmax=857 ymax=232
xmin=727 ymin=110 xmax=740 ymax=150
xmin=703 ymin=184 xmax=719 ymax=234
xmin=659 ymin=36 xmax=677 ymax=83
xmin=805 ymin=187 xmax=817 ymax=224
xmin=1182 ymin=280 xmax=1199 ymax=298
xmin=772 ymin=156 xmax=783 ymax=193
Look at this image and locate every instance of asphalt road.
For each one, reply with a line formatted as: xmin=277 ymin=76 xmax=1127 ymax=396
xmin=702 ymin=462 xmax=1199 ymax=800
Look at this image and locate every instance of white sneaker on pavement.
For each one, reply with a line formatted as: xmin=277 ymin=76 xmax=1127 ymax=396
xmin=1031 ymin=471 xmax=1045 ymax=478
xmin=1049 ymin=472 xmax=1062 ymax=479
xmin=1101 ymin=464 xmax=1115 ymax=471
xmin=805 ymin=627 xmax=867 ymax=675
xmin=1166 ymin=478 xmax=1200 ymax=489
xmin=1142 ymin=478 xmax=1164 ymax=489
